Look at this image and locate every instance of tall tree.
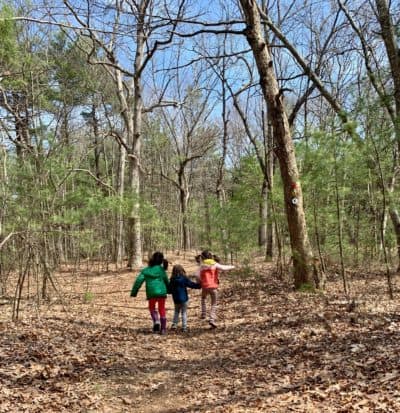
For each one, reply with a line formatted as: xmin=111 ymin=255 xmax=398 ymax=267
xmin=239 ymin=0 xmax=315 ymax=288
xmin=61 ymin=0 xmax=187 ymax=267
xmin=337 ymin=0 xmax=400 ymax=270
xmin=159 ymin=73 xmax=217 ymax=250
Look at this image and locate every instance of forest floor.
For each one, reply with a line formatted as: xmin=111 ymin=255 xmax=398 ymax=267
xmin=0 ymin=253 xmax=400 ymax=412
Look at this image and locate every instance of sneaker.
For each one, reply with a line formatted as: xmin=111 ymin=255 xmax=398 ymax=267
xmin=182 ymin=327 xmax=188 ymax=333
xmin=160 ymin=329 xmax=167 ymax=335
xmin=153 ymin=322 xmax=160 ymax=332
xmin=170 ymin=323 xmax=177 ymax=330
xmin=209 ymin=320 xmax=217 ymax=329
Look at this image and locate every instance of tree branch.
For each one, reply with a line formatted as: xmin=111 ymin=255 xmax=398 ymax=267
xmin=0 ymin=232 xmax=16 ymax=250
xmin=70 ymin=169 xmax=116 ymax=193
xmin=258 ymin=7 xmax=349 ymax=124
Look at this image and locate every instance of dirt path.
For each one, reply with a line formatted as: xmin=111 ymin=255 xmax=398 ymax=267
xmin=1 ymin=257 xmax=400 ymax=412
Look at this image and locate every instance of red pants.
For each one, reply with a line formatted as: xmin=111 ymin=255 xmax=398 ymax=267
xmin=148 ymin=297 xmax=166 ymax=318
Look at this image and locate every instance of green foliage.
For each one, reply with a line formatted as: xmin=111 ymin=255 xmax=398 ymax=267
xmin=83 ymin=291 xmax=94 ymax=303
xmin=342 ymin=120 xmax=359 ymax=140
xmin=296 ymin=82 xmax=398 ymax=266
xmin=48 ymin=31 xmax=99 ymax=106
xmin=0 ymin=4 xmax=17 ymax=65
xmin=140 ymin=198 xmax=172 ymax=249
xmin=204 ymin=155 xmax=263 ymax=254
xmin=297 ymin=283 xmax=315 ymax=293
xmin=1 ymin=3 xmax=398 ymax=276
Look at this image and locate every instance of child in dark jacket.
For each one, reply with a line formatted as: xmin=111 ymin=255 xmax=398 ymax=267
xmin=130 ymin=251 xmax=169 ymax=334
xmin=169 ymin=264 xmax=201 ymax=332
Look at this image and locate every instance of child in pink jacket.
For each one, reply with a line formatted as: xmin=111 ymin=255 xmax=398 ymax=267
xmin=195 ymin=250 xmax=234 ymax=328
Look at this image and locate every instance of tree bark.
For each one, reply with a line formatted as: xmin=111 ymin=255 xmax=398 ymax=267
xmin=178 ymin=168 xmax=191 ymax=251
xmin=266 ymin=114 xmax=275 ymax=260
xmin=126 ymin=0 xmax=150 ymax=269
xmin=375 ymin=0 xmax=400 ymax=270
xmin=116 ymin=140 xmax=126 ymax=266
xmin=239 ymin=0 xmax=315 ymax=288
xmin=258 ymin=177 xmax=268 ymax=247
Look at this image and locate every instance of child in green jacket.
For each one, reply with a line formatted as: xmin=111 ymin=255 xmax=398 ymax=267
xmin=130 ymin=251 xmax=169 ymax=334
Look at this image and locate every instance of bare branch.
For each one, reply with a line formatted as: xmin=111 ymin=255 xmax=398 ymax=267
xmin=258 ymin=7 xmax=349 ymax=123
xmin=143 ymin=101 xmax=181 ymax=113
xmin=0 ymin=16 xmax=112 ymax=34
xmin=337 ymin=0 xmax=395 ymax=122
xmin=171 ymin=28 xmax=246 ymax=38
xmin=0 ymin=232 xmax=16 ymax=250
xmin=70 ymin=169 xmax=116 ymax=193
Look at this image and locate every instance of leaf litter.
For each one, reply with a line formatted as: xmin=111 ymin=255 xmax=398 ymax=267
xmin=0 ymin=257 xmax=399 ymax=412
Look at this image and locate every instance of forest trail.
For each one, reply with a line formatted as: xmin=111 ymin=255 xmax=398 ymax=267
xmin=1 ymin=254 xmax=400 ymax=412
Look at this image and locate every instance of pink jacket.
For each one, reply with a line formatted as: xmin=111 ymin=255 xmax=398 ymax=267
xmin=196 ymin=259 xmax=235 ymax=289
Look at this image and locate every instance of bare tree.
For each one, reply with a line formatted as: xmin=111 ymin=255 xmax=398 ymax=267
xmin=158 ymin=63 xmax=218 ymax=250
xmin=59 ymin=0 xmax=188 ymax=267
xmin=239 ymin=0 xmax=315 ymax=288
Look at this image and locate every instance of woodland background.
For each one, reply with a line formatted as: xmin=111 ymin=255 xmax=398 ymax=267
xmin=1 ymin=1 xmax=400 ymax=412
xmin=1 ymin=0 xmax=400 ymax=294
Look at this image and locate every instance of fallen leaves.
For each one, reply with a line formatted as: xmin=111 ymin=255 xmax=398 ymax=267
xmin=0 ymin=262 xmax=400 ymax=412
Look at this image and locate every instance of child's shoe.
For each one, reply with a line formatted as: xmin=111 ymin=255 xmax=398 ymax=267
xmin=170 ymin=323 xmax=177 ymax=330
xmin=182 ymin=327 xmax=188 ymax=333
xmin=153 ymin=322 xmax=160 ymax=333
xmin=160 ymin=317 xmax=167 ymax=335
xmin=209 ymin=320 xmax=217 ymax=329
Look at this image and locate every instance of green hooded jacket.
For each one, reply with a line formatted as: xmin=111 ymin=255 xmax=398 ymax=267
xmin=130 ymin=265 xmax=169 ymax=299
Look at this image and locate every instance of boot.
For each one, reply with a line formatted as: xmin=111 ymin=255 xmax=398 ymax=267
xmin=160 ymin=317 xmax=167 ymax=335
xmin=151 ymin=310 xmax=160 ymax=332
xmin=209 ymin=320 xmax=217 ymax=329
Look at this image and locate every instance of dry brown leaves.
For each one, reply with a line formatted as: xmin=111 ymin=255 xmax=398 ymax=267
xmin=0 ymin=257 xmax=399 ymax=412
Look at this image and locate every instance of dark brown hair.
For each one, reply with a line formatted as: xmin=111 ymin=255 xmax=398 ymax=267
xmin=171 ymin=264 xmax=186 ymax=279
xmin=200 ymin=250 xmax=220 ymax=262
xmin=200 ymin=250 xmax=212 ymax=260
xmin=149 ymin=251 xmax=164 ymax=267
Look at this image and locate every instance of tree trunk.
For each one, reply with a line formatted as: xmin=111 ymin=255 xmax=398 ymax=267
xmin=239 ymin=0 xmax=315 ymax=288
xmin=90 ymin=103 xmax=104 ymax=191
xmin=116 ymin=144 xmax=126 ymax=265
xmin=126 ymin=2 xmax=149 ymax=269
xmin=389 ymin=209 xmax=400 ymax=271
xmin=258 ymin=177 xmax=268 ymax=247
xmin=127 ymin=141 xmax=142 ymax=269
xmin=179 ymin=183 xmax=190 ymax=251
xmin=13 ymin=93 xmax=31 ymax=159
xmin=375 ymin=0 xmax=400 ymax=270
xmin=203 ymin=181 xmax=212 ymax=248
xmin=265 ymin=109 xmax=275 ymax=259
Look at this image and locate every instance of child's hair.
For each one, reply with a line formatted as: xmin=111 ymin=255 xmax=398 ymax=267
xmin=162 ymin=258 xmax=169 ymax=271
xmin=195 ymin=254 xmax=201 ymax=264
xmin=171 ymin=264 xmax=186 ymax=279
xmin=200 ymin=250 xmax=212 ymax=260
xmin=200 ymin=250 xmax=220 ymax=262
xmin=149 ymin=251 xmax=164 ymax=267
xmin=212 ymin=254 xmax=221 ymax=263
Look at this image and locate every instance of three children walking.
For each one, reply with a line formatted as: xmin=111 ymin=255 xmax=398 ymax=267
xmin=130 ymin=250 xmax=235 ymax=334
